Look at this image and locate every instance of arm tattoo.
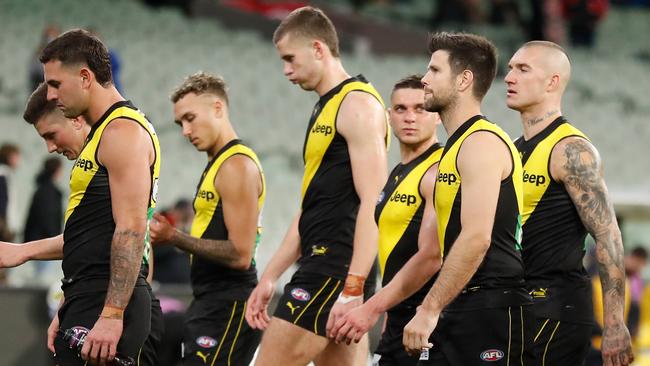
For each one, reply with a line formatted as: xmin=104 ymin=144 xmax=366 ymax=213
xmin=105 ymin=229 xmax=145 ymax=308
xmin=172 ymin=231 xmax=244 ymax=268
xmin=563 ymin=139 xmax=625 ymax=320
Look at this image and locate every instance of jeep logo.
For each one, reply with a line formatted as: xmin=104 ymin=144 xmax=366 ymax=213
xmin=437 ymin=172 xmax=457 ymax=184
xmin=389 ymin=191 xmax=417 ymax=206
xmin=311 ymin=123 xmax=332 ymax=136
xmin=197 ymin=190 xmax=215 ymax=201
xmin=75 ymin=158 xmax=94 ymax=172
xmin=523 ymin=171 xmax=546 ymax=186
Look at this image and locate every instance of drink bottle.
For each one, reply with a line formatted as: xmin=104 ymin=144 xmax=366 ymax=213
xmin=59 ymin=328 xmax=135 ymax=366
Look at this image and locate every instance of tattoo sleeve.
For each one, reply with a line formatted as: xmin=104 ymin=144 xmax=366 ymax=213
xmin=171 ymin=231 xmax=243 ymax=268
xmin=105 ymin=229 xmax=146 ymax=309
xmin=562 ymin=139 xmax=625 ymax=324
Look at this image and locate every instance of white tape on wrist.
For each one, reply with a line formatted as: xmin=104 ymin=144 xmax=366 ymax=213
xmin=337 ymin=293 xmax=362 ymax=304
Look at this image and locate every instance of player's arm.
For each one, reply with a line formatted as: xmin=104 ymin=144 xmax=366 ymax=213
xmin=551 ymin=136 xmax=633 ymax=365
xmin=246 ymin=210 xmax=302 ymax=330
xmin=82 ymin=119 xmax=152 ymax=364
xmin=152 ymin=155 xmax=262 ymax=270
xmin=332 ymin=164 xmax=442 ymax=343
xmin=0 ymin=234 xmax=64 ymax=267
xmin=403 ymin=131 xmax=507 ymax=354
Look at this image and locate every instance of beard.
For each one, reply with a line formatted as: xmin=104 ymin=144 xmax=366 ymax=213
xmin=424 ymin=89 xmax=455 ymax=113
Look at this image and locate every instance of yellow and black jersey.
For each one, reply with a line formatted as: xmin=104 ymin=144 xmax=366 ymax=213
xmin=435 ymin=115 xmax=527 ymax=309
xmin=297 ymin=75 xmax=389 ymax=279
xmin=375 ymin=143 xmax=442 ymax=308
xmin=515 ymin=116 xmax=592 ymax=323
xmin=190 ymin=139 xmax=265 ymax=299
xmin=63 ymin=101 xmax=161 ymax=286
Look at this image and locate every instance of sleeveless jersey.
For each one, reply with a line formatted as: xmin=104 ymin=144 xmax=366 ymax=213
xmin=63 ymin=101 xmax=161 ymax=287
xmin=435 ymin=115 xmax=527 ymax=309
xmin=375 ymin=143 xmax=442 ymax=308
xmin=297 ymin=75 xmax=389 ymax=279
xmin=190 ymin=139 xmax=265 ymax=299
xmin=515 ymin=116 xmax=592 ymax=323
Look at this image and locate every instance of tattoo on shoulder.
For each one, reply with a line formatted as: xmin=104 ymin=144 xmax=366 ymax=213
xmin=562 ymin=139 xmax=611 ymax=227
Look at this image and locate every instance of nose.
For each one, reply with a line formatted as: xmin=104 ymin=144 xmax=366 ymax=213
xmin=181 ymin=122 xmax=191 ymax=137
xmin=46 ymin=140 xmax=57 ymax=153
xmin=404 ymin=109 xmax=417 ymax=123
xmin=504 ymin=70 xmax=515 ymax=85
xmin=420 ymin=73 xmax=429 ymax=87
xmin=283 ymin=62 xmax=293 ymax=77
xmin=46 ymin=86 xmax=57 ymax=102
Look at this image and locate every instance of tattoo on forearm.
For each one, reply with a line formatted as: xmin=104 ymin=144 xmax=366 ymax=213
xmin=105 ymin=230 xmax=145 ymax=309
xmin=173 ymin=231 xmax=243 ymax=268
xmin=563 ymin=140 xmax=625 ymax=320
xmin=526 ymin=110 xmax=558 ymax=126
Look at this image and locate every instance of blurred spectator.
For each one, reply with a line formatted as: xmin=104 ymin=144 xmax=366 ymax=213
xmin=28 ymin=25 xmax=60 ymax=92
xmin=562 ymin=0 xmax=609 ymax=47
xmin=152 ymin=199 xmax=193 ymax=285
xmin=625 ymin=246 xmax=648 ymax=338
xmin=0 ymin=143 xmax=20 ymax=283
xmin=87 ymin=28 xmax=124 ymax=93
xmin=24 ymin=157 xmax=63 ymax=276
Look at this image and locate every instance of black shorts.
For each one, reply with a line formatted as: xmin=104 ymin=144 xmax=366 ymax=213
xmin=373 ymin=306 xmax=420 ymax=366
xmin=273 ymin=269 xmax=375 ymax=337
xmin=139 ymin=288 xmax=164 ymax=366
xmin=418 ymin=305 xmax=535 ymax=366
xmin=531 ymin=317 xmax=591 ymax=366
xmin=53 ymin=285 xmax=151 ymax=366
xmin=182 ymin=297 xmax=261 ymax=366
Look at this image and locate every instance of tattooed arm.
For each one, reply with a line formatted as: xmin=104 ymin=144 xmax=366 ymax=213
xmin=551 ymin=136 xmax=633 ymax=366
xmin=150 ymin=154 xmax=263 ymax=270
xmin=79 ymin=119 xmax=153 ymax=364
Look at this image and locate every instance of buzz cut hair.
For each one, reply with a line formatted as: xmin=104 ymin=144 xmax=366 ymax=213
xmin=171 ymin=72 xmax=229 ymax=105
xmin=392 ymin=74 xmax=425 ymax=93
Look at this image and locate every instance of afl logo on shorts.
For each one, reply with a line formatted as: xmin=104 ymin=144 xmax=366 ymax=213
xmin=196 ymin=336 xmax=217 ymax=348
xmin=480 ymin=349 xmax=504 ymax=361
xmin=291 ymin=288 xmax=311 ymax=302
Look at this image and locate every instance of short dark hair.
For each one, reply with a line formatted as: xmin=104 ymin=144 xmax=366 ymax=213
xmin=40 ymin=28 xmax=113 ymax=86
xmin=23 ymin=83 xmax=58 ymax=125
xmin=0 ymin=144 xmax=19 ymax=165
xmin=273 ymin=6 xmax=340 ymax=58
xmin=428 ymin=32 xmax=497 ymax=99
xmin=171 ymin=72 xmax=229 ymax=105
xmin=392 ymin=74 xmax=425 ymax=93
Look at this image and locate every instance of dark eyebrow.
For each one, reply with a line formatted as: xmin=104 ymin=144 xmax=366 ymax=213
xmin=47 ymin=80 xmax=60 ymax=87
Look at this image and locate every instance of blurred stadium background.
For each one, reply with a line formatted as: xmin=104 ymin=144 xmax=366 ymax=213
xmin=0 ymin=0 xmax=648 ymax=364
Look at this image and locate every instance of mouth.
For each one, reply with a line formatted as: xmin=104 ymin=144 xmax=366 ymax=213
xmin=506 ymin=89 xmax=517 ymax=97
xmin=190 ymin=138 xmax=199 ymax=145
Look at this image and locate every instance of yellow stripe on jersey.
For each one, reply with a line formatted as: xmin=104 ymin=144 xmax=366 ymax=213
xmin=520 ymin=123 xmax=587 ymax=226
xmin=65 ymin=104 xmax=161 ymax=222
xmin=377 ymin=148 xmax=442 ymax=276
xmin=300 ymin=80 xmax=387 ymax=202
xmin=190 ymin=143 xmax=266 ymax=239
xmin=435 ymin=117 xmax=523 ymax=257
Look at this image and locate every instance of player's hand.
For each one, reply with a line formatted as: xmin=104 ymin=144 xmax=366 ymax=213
xmin=149 ymin=212 xmax=176 ymax=245
xmin=47 ymin=312 xmax=60 ymax=354
xmin=0 ymin=242 xmax=28 ymax=268
xmin=601 ymin=321 xmax=634 ymax=366
xmin=330 ymin=302 xmax=380 ymax=345
xmin=81 ymin=317 xmax=123 ymax=365
xmin=403 ymin=305 xmax=437 ymax=356
xmin=246 ymin=278 xmax=274 ymax=330
xmin=326 ymin=296 xmax=362 ymax=342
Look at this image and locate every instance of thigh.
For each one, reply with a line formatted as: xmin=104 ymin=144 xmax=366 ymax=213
xmin=313 ymin=334 xmax=369 ymax=366
xmin=254 ymin=317 xmax=329 ymax=366
xmin=139 ymin=295 xmax=164 ymax=366
xmin=183 ymin=298 xmax=260 ymax=366
xmin=532 ymin=317 xmax=591 ymax=366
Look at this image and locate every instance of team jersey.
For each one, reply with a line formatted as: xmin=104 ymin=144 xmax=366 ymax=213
xmin=189 ymin=139 xmax=265 ymax=299
xmin=434 ymin=115 xmax=526 ymax=309
xmin=515 ymin=116 xmax=593 ymax=323
xmin=375 ymin=143 xmax=442 ymax=308
xmin=297 ymin=75 xmax=389 ymax=279
xmin=63 ymin=101 xmax=160 ymax=286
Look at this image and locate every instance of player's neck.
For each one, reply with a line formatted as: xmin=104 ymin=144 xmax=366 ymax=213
xmin=400 ymin=136 xmax=438 ymax=164
xmin=520 ymin=103 xmax=562 ymax=141
xmin=440 ymin=98 xmax=482 ymax=138
xmin=315 ymin=59 xmax=350 ymax=97
xmin=85 ymin=84 xmax=125 ymax=126
xmin=207 ymin=122 xmax=238 ymax=159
